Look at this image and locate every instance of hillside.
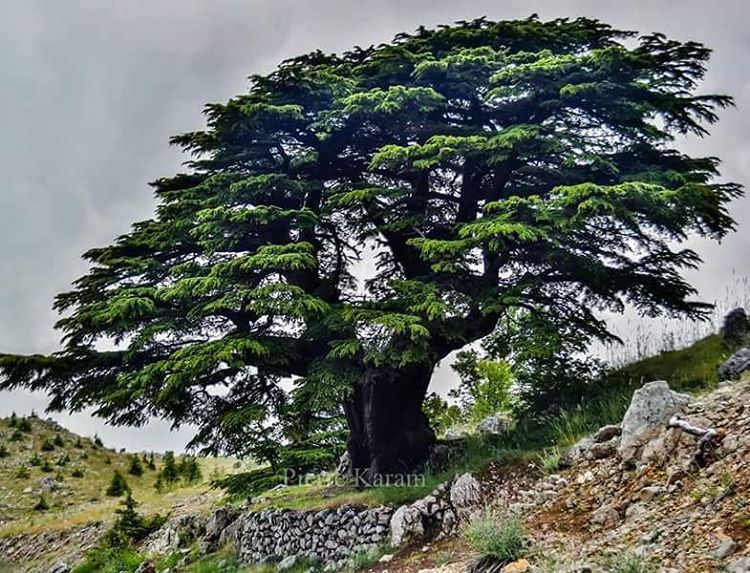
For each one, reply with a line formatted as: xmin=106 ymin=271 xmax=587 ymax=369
xmin=0 ymin=415 xmax=235 ymax=570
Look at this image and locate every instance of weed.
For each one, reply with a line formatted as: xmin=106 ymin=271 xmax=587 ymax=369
xmin=462 ymin=509 xmax=527 ymax=563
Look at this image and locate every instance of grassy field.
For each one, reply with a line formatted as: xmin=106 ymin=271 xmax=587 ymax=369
xmin=0 ymin=415 xmax=236 ymax=537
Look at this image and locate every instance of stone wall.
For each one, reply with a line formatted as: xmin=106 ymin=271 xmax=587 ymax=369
xmin=238 ymin=505 xmax=392 ymax=565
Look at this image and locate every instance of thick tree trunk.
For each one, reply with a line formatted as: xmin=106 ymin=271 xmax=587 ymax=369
xmin=343 ymin=364 xmax=436 ymax=485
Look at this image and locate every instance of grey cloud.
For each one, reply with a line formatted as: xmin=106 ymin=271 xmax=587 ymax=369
xmin=0 ymin=0 xmax=748 ymax=451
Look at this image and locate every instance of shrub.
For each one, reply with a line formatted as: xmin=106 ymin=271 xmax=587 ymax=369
xmin=74 ymin=436 xmax=84 ymax=449
xmin=71 ymin=467 xmax=85 ymax=478
xmin=17 ymin=418 xmax=32 ymax=432
xmin=53 ymin=434 xmax=65 ymax=447
xmin=462 ymin=510 xmax=527 ymax=564
xmin=10 ymin=429 xmax=23 ymax=442
xmin=128 ymin=455 xmax=144 ymax=477
xmin=8 ymin=412 xmax=17 ymax=427
xmin=33 ymin=495 xmax=49 ymax=512
xmin=158 ymin=451 xmax=180 ymax=486
xmin=41 ymin=438 xmax=55 ymax=452
xmin=106 ymin=471 xmax=130 ymax=497
xmin=607 ymin=552 xmax=660 ymax=573
xmin=15 ymin=466 xmax=30 ymax=479
xmin=110 ymin=492 xmax=166 ymax=542
xmin=93 ymin=434 xmax=103 ymax=447
xmin=40 ymin=458 xmax=53 ymax=473
xmin=537 ymin=447 xmax=563 ymax=474
xmin=179 ymin=456 xmax=202 ymax=484
xmin=57 ymin=453 xmax=70 ymax=466
xmin=0 ymin=444 xmax=8 ymax=458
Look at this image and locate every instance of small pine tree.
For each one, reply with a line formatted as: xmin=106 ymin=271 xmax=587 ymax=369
xmin=93 ymin=434 xmax=103 ymax=448
xmin=105 ymin=470 xmax=130 ymax=497
xmin=53 ymin=434 xmax=65 ymax=447
xmin=17 ymin=418 xmax=32 ymax=433
xmin=0 ymin=444 xmax=8 ymax=458
xmin=74 ymin=436 xmax=84 ymax=449
xmin=146 ymin=452 xmax=156 ymax=471
xmin=9 ymin=429 xmax=22 ymax=442
xmin=128 ymin=455 xmax=144 ymax=477
xmin=41 ymin=438 xmax=55 ymax=452
xmin=159 ymin=451 xmax=179 ymax=485
xmin=29 ymin=453 xmax=41 ymax=466
xmin=154 ymin=474 xmax=163 ymax=492
xmin=178 ymin=456 xmax=202 ymax=484
xmin=57 ymin=453 xmax=70 ymax=466
xmin=33 ymin=495 xmax=49 ymax=512
xmin=8 ymin=412 xmax=17 ymax=427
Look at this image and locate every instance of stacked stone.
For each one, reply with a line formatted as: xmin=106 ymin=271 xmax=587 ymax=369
xmin=237 ymin=504 xmax=392 ymax=564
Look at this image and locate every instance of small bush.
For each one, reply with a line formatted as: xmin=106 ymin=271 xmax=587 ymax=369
xmin=57 ymin=453 xmax=70 ymax=466
xmin=74 ymin=437 xmax=84 ymax=449
xmin=15 ymin=466 xmax=30 ymax=479
xmin=0 ymin=444 xmax=8 ymax=458
xmin=106 ymin=471 xmax=130 ymax=497
xmin=71 ymin=467 xmax=85 ymax=478
xmin=41 ymin=439 xmax=55 ymax=452
xmin=607 ymin=552 xmax=660 ymax=573
xmin=33 ymin=495 xmax=49 ymax=512
xmin=111 ymin=492 xmax=166 ymax=542
xmin=10 ymin=429 xmax=23 ymax=442
xmin=462 ymin=510 xmax=527 ymax=564
xmin=17 ymin=418 xmax=32 ymax=433
xmin=40 ymin=459 xmax=54 ymax=473
xmin=179 ymin=456 xmax=202 ymax=484
xmin=537 ymin=447 xmax=563 ymax=474
xmin=8 ymin=413 xmax=17 ymax=427
xmin=53 ymin=434 xmax=65 ymax=447
xmin=93 ymin=434 xmax=104 ymax=448
xmin=29 ymin=453 xmax=41 ymax=466
xmin=128 ymin=455 xmax=144 ymax=477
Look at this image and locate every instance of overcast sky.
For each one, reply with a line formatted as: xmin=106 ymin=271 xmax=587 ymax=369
xmin=1 ymin=0 xmax=748 ymax=452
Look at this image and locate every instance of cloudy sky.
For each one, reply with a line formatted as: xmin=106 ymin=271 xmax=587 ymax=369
xmin=1 ymin=0 xmax=748 ymax=452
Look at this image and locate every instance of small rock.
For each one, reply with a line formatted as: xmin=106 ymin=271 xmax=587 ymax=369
xmin=714 ymin=539 xmax=740 ymax=559
xmin=594 ymin=424 xmax=622 ymax=443
xmin=501 ymin=559 xmax=530 ymax=573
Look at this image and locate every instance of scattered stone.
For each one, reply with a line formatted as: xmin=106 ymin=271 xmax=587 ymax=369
xmin=391 ymin=505 xmax=424 ymax=546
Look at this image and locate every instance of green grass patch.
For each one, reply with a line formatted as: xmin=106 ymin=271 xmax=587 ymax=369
xmin=462 ymin=510 xmax=527 ymax=563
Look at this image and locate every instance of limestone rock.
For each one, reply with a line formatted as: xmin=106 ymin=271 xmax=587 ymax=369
xmin=390 ymin=505 xmax=424 ymax=546
xmin=450 ymin=473 xmax=482 ymax=516
xmin=594 ymin=424 xmax=621 ymax=443
xmin=47 ymin=562 xmax=71 ymax=573
xmin=618 ymin=380 xmax=690 ymax=464
xmin=476 ymin=414 xmax=510 ymax=435
xmin=718 ymin=347 xmax=750 ymax=381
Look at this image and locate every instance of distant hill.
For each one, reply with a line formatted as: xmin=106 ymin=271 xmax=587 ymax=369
xmin=0 ymin=414 xmax=235 ymax=538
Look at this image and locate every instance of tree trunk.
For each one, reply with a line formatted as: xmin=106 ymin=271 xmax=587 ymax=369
xmin=343 ymin=364 xmax=436 ymax=485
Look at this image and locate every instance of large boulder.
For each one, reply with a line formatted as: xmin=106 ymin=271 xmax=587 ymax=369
xmin=476 ymin=414 xmax=510 ymax=435
xmin=618 ymin=380 xmax=690 ymax=465
xmin=449 ymin=473 xmax=482 ymax=517
xmin=390 ymin=505 xmax=424 ymax=546
xmin=718 ymin=347 xmax=750 ymax=381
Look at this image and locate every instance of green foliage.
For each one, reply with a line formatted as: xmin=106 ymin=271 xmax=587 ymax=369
xmin=8 ymin=412 xmax=17 ymax=427
xmin=422 ymin=393 xmax=462 ymax=435
xmin=462 ymin=510 xmax=527 ymax=563
xmin=157 ymin=452 xmax=179 ymax=488
xmin=93 ymin=435 xmax=103 ymax=448
xmin=17 ymin=418 xmax=32 ymax=433
xmin=178 ymin=456 xmax=202 ymax=484
xmin=53 ymin=433 xmax=65 ymax=447
xmin=110 ymin=492 xmax=167 ymax=543
xmin=105 ymin=470 xmax=130 ymax=497
xmin=33 ymin=495 xmax=49 ymax=512
xmin=127 ymin=455 xmax=144 ymax=477
xmin=41 ymin=438 xmax=55 ymax=452
xmin=9 ymin=429 xmax=22 ymax=442
xmin=452 ymin=354 xmax=518 ymax=422
xmin=606 ymin=552 xmax=660 ymax=573
xmin=72 ymin=544 xmax=145 ymax=573
xmin=537 ymin=447 xmax=563 ymax=474
xmin=71 ymin=467 xmax=85 ymax=478
xmin=15 ymin=466 xmax=30 ymax=479
xmin=40 ymin=458 xmax=53 ymax=473
xmin=0 ymin=444 xmax=8 ymax=458
xmin=0 ymin=16 xmax=740 ymax=478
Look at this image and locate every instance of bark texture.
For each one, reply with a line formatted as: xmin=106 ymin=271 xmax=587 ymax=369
xmin=344 ymin=365 xmax=436 ymax=483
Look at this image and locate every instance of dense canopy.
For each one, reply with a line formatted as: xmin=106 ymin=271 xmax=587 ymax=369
xmin=0 ymin=16 xmax=740 ymax=479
